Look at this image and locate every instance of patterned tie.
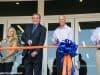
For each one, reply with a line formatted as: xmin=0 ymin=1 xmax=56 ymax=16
xmin=32 ymin=25 xmax=37 ymax=34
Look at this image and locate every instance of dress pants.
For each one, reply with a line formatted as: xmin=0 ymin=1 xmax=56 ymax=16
xmin=23 ymin=55 xmax=42 ymax=75
xmin=56 ymin=51 xmax=62 ymax=75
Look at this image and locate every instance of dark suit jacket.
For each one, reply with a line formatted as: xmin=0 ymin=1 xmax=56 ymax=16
xmin=21 ymin=24 xmax=46 ymax=61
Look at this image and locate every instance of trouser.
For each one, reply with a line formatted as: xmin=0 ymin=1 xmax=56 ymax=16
xmin=56 ymin=52 xmax=62 ymax=75
xmin=11 ymin=54 xmax=23 ymax=74
xmin=0 ymin=62 xmax=13 ymax=75
xmin=23 ymin=55 xmax=42 ymax=75
xmin=56 ymin=52 xmax=73 ymax=75
xmin=96 ymin=48 xmax=100 ymax=75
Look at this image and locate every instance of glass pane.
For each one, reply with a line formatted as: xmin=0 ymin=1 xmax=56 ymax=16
xmin=0 ymin=1 xmax=37 ymax=16
xmin=0 ymin=24 xmax=4 ymax=41
xmin=44 ymin=0 xmax=100 ymax=15
xmin=47 ymin=23 xmax=71 ymax=75
xmin=78 ymin=21 xmax=100 ymax=75
xmin=11 ymin=24 xmax=26 ymax=39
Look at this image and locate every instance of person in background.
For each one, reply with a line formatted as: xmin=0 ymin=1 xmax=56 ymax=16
xmin=21 ymin=13 xmax=46 ymax=75
xmin=0 ymin=27 xmax=18 ymax=75
xmin=52 ymin=58 xmax=57 ymax=75
xmin=91 ymin=27 xmax=100 ymax=45
xmin=91 ymin=27 xmax=100 ymax=75
xmin=52 ymin=15 xmax=73 ymax=75
xmin=11 ymin=35 xmax=23 ymax=74
xmin=79 ymin=54 xmax=87 ymax=75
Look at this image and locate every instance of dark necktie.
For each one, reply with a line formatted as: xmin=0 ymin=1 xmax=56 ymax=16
xmin=32 ymin=25 xmax=37 ymax=34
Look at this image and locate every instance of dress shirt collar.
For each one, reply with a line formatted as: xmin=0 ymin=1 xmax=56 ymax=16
xmin=59 ymin=24 xmax=69 ymax=29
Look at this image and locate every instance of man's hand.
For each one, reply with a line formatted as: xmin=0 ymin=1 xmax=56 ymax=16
xmin=27 ymin=40 xmax=32 ymax=45
xmin=0 ymin=59 xmax=3 ymax=63
xmin=31 ymin=51 xmax=38 ymax=57
xmin=0 ymin=58 xmax=5 ymax=63
xmin=96 ymin=40 xmax=100 ymax=45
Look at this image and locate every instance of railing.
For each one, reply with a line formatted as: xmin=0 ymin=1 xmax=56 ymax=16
xmin=0 ymin=45 xmax=100 ymax=75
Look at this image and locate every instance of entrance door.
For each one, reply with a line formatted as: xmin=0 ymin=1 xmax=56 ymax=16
xmin=75 ymin=17 xmax=100 ymax=75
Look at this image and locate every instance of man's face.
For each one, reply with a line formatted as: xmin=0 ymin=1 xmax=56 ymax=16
xmin=59 ymin=16 xmax=66 ymax=26
xmin=32 ymin=15 xmax=40 ymax=25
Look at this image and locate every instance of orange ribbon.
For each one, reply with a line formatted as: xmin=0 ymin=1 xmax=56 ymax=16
xmin=62 ymin=55 xmax=72 ymax=75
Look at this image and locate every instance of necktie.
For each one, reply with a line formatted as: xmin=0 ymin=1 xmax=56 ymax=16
xmin=28 ymin=25 xmax=37 ymax=55
xmin=32 ymin=25 xmax=37 ymax=34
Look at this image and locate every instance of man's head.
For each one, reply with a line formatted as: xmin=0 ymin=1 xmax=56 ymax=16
xmin=32 ymin=13 xmax=41 ymax=25
xmin=59 ymin=15 xmax=66 ymax=27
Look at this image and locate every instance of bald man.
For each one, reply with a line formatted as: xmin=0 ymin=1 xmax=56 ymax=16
xmin=52 ymin=16 xmax=73 ymax=75
xmin=52 ymin=16 xmax=73 ymax=44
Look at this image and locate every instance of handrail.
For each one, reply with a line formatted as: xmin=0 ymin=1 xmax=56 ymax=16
xmin=0 ymin=45 xmax=100 ymax=50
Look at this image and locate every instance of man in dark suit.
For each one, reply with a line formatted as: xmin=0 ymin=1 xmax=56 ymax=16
xmin=21 ymin=13 xmax=46 ymax=75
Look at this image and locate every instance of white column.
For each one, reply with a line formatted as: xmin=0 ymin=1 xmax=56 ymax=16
xmin=38 ymin=0 xmax=44 ymax=16
xmin=74 ymin=19 xmax=79 ymax=75
xmin=37 ymin=0 xmax=47 ymax=75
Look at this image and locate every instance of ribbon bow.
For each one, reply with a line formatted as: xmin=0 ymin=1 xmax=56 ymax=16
xmin=57 ymin=39 xmax=78 ymax=57
xmin=57 ymin=39 xmax=78 ymax=75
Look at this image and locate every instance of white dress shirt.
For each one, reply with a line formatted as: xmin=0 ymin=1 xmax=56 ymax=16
xmin=52 ymin=24 xmax=73 ymax=44
xmin=91 ymin=27 xmax=100 ymax=44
